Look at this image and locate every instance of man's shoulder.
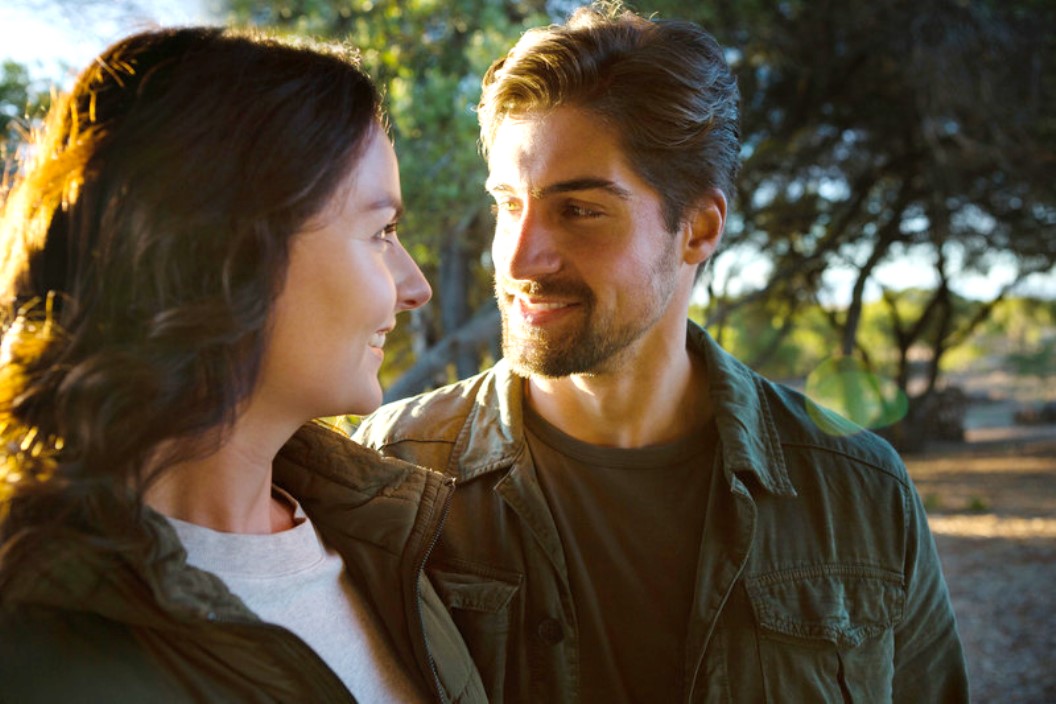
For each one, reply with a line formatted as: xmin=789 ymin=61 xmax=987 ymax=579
xmin=758 ymin=375 xmax=910 ymax=484
xmin=356 ymin=365 xmax=505 ymax=449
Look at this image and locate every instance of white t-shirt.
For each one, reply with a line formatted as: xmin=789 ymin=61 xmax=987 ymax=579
xmin=165 ymin=493 xmax=424 ymax=703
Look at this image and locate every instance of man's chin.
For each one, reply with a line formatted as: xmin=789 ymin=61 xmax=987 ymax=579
xmin=503 ymin=339 xmax=591 ymax=379
xmin=507 ymin=358 xmax=571 ymax=379
xmin=504 ymin=340 xmax=562 ymax=378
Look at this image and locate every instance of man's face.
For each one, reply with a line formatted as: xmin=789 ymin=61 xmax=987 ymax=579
xmin=487 ymin=106 xmax=684 ymax=378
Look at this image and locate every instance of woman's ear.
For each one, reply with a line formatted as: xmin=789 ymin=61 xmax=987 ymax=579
xmin=681 ymin=188 xmax=727 ymax=266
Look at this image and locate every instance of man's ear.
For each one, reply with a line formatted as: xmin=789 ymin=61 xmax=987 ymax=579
xmin=681 ymin=188 xmax=727 ymax=266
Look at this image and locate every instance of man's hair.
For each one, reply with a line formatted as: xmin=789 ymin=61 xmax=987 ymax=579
xmin=478 ymin=1 xmax=741 ymax=232
xmin=0 ymin=27 xmax=381 ymax=548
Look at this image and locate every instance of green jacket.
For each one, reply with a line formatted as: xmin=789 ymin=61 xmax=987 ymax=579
xmin=0 ymin=422 xmax=486 ymax=703
xmin=355 ymin=323 xmax=970 ymax=703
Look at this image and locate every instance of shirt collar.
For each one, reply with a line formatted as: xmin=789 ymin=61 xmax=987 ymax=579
xmin=452 ymin=322 xmax=797 ymax=497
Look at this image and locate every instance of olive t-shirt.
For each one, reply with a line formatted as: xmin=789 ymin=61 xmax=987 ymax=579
xmin=524 ymin=405 xmax=717 ymax=703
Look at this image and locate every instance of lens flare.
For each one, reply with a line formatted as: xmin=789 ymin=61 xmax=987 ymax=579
xmin=804 ymin=356 xmax=908 ymax=435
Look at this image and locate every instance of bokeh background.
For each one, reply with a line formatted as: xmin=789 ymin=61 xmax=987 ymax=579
xmin=2 ymin=1 xmax=1054 ymax=701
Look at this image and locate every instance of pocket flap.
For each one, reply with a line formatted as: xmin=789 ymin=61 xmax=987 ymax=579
xmin=744 ymin=564 xmax=904 ymax=649
xmin=430 ymin=569 xmax=520 ymax=614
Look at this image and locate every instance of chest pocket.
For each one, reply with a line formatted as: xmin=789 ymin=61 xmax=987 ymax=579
xmin=429 ymin=564 xmax=521 ymax=699
xmin=743 ymin=564 xmax=904 ymax=703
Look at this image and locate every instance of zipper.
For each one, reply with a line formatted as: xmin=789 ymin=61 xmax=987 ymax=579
xmin=415 ymin=475 xmax=457 ymax=703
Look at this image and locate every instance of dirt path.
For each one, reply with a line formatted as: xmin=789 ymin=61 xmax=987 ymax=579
xmin=905 ymin=426 xmax=1056 ymax=704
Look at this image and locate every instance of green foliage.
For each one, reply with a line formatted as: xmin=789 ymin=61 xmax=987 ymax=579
xmin=0 ymin=61 xmax=32 ymax=131
xmin=223 ymin=0 xmax=549 ymax=381
xmin=219 ymin=0 xmax=1054 ymax=394
xmin=1 ymin=60 xmax=50 ymax=175
xmin=952 ymin=296 xmax=1056 ymax=376
xmin=1007 ymin=341 xmax=1055 ymax=377
xmin=922 ymin=493 xmax=942 ymax=512
xmin=694 ymin=300 xmax=834 ymax=379
xmin=699 ymin=291 xmax=1055 ymax=394
xmin=804 ymin=355 xmax=908 ymax=431
xmin=223 ymin=0 xmax=545 ymax=252
xmin=694 ymin=0 xmax=1055 ymax=386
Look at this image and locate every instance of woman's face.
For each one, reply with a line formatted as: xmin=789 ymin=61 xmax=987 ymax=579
xmin=255 ymin=126 xmax=431 ymax=422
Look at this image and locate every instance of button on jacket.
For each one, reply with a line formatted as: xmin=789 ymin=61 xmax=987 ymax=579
xmin=355 ymin=322 xmax=970 ymax=703
xmin=0 ymin=422 xmax=486 ymax=704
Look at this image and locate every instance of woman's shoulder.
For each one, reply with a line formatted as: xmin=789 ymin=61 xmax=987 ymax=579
xmin=0 ymin=605 xmax=189 ymax=702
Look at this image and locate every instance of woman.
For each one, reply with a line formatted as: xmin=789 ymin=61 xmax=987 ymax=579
xmin=0 ymin=27 xmax=484 ymax=703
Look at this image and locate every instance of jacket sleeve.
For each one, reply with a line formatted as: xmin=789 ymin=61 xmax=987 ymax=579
xmin=892 ymin=478 xmax=971 ymax=702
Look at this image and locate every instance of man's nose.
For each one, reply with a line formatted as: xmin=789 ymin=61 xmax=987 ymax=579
xmin=494 ymin=205 xmax=561 ymax=281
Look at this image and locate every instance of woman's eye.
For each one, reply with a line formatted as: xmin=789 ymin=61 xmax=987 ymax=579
xmin=490 ymin=200 xmax=521 ymax=216
xmin=375 ymin=222 xmax=398 ymax=244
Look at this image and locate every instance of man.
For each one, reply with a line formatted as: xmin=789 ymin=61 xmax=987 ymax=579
xmin=356 ymin=3 xmax=969 ymax=702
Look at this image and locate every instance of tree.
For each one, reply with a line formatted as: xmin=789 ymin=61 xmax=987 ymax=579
xmin=223 ymin=0 xmax=1054 ymax=416
xmin=225 ymin=0 xmax=550 ymax=393
xmin=0 ymin=60 xmax=49 ymax=183
xmin=669 ymin=0 xmax=1055 ymax=443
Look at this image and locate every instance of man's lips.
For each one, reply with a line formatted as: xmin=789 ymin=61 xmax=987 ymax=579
xmin=516 ymin=297 xmax=570 ymax=312
xmin=495 ymin=274 xmax=592 ymax=325
xmin=509 ymin=294 xmax=578 ymax=324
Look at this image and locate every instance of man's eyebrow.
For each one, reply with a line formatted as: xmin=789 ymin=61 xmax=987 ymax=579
xmin=486 ymin=178 xmax=632 ymax=200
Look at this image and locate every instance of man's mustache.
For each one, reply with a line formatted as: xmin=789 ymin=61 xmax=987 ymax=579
xmin=494 ymin=274 xmax=594 ymax=301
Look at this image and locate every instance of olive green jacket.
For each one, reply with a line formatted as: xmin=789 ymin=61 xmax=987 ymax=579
xmin=0 ymin=422 xmax=485 ymax=703
xmin=355 ymin=322 xmax=970 ymax=703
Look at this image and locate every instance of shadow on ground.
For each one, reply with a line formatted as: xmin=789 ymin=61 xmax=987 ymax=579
xmin=905 ymin=424 xmax=1056 ymax=703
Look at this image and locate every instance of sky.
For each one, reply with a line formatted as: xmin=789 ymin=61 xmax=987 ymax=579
xmin=2 ymin=0 xmax=1051 ymax=304
xmin=706 ymin=243 xmax=1054 ymax=307
xmin=0 ymin=0 xmax=216 ymax=85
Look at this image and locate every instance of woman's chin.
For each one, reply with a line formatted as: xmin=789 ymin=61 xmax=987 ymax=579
xmin=341 ymin=384 xmax=384 ymax=418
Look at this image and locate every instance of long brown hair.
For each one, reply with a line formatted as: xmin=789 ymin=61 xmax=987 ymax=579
xmin=0 ymin=27 xmax=382 ymax=554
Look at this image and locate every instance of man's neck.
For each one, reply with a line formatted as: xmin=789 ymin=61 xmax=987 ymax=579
xmin=525 ymin=339 xmax=711 ymax=449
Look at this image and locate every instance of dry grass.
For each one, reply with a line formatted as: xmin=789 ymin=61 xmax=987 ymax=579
xmin=905 ymin=430 xmax=1056 ymax=703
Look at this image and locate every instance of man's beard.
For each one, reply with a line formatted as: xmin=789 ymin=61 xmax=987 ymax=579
xmin=494 ymin=252 xmax=678 ymax=379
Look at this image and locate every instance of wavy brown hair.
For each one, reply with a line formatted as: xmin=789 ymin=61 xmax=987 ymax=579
xmin=0 ymin=27 xmax=382 ymax=556
xmin=477 ymin=0 xmax=741 ymax=232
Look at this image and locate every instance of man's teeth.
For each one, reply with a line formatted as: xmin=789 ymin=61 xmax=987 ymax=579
xmin=520 ymin=299 xmax=565 ymax=311
xmin=369 ymin=333 xmax=386 ymax=348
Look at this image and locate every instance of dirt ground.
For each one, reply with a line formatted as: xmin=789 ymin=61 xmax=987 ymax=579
xmin=904 ymin=418 xmax=1056 ymax=704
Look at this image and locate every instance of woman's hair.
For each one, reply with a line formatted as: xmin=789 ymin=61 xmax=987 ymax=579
xmin=0 ymin=27 xmax=382 ymax=546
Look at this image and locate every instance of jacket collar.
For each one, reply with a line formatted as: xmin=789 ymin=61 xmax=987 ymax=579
xmin=1 ymin=499 xmax=251 ymax=629
xmin=688 ymin=322 xmax=796 ymax=496
xmin=275 ymin=421 xmax=454 ymax=558
xmin=4 ymin=422 xmax=453 ymax=625
xmin=451 ymin=321 xmax=796 ymax=497
xmin=448 ymin=360 xmax=527 ymax=481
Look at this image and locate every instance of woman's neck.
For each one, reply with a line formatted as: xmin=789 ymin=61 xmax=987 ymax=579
xmin=144 ymin=409 xmax=299 ymax=534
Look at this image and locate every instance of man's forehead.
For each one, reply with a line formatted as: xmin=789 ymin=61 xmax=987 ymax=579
xmin=486 ymin=109 xmax=635 ymax=195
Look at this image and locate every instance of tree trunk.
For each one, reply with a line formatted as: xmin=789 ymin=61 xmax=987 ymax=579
xmin=383 ymin=301 xmax=500 ymax=402
xmin=439 ymin=236 xmax=477 ymax=380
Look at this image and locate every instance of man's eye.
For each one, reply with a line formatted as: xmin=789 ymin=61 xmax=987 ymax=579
xmin=565 ymin=203 xmax=602 ymax=218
